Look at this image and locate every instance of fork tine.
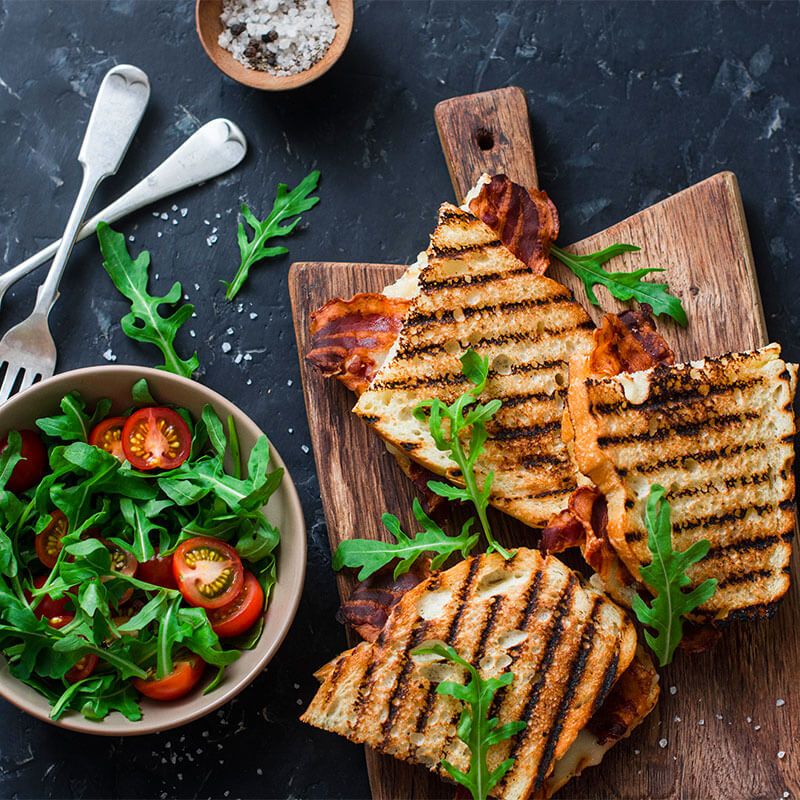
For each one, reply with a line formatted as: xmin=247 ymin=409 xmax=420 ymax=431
xmin=0 ymin=364 xmax=21 ymax=404
xmin=17 ymin=368 xmax=39 ymax=396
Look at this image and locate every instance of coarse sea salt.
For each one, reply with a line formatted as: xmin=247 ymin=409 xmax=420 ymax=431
xmin=218 ymin=0 xmax=337 ymax=76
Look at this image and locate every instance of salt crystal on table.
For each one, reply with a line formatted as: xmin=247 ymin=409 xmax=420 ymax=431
xmin=287 ymin=379 xmax=293 ymax=386
xmin=698 ymin=719 xmax=704 ymax=725
xmin=234 ymin=353 xmax=242 ymax=364
xmin=249 ymin=312 xmax=258 ymax=319
xmin=194 ymin=283 xmax=200 ymax=291
xmin=776 ymin=698 xmax=785 ymax=707
xmin=160 ymin=212 xmax=168 ymax=220
xmin=172 ymin=219 xmax=178 ymax=226
xmin=658 ymin=739 xmax=667 ymax=748
xmin=181 ymin=208 xmax=188 ymax=217
xmin=152 ymin=211 xmax=160 ymax=217
xmin=171 ymin=204 xmax=178 ymax=212
xmin=288 ymin=428 xmax=293 ymax=434
xmin=190 ymin=330 xmax=196 ymax=337
xmin=227 ymin=327 xmax=235 ymax=335
xmin=778 ymin=751 xmax=786 ymax=759
xmin=715 ymin=714 xmax=723 ymax=720
xmin=754 ymin=725 xmax=761 ymax=731
xmin=221 ymin=342 xmax=232 ymax=353
xmin=301 ymin=444 xmax=309 ymax=453
xmin=157 ymin=232 xmax=163 ymax=238
xmin=746 ymin=716 xmax=752 ymax=723
xmin=128 ymin=235 xmax=135 ymax=242
xmin=669 ymin=686 xmax=677 ymax=695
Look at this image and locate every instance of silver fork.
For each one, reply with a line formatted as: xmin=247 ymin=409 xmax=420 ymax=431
xmin=0 ymin=65 xmax=150 ymax=401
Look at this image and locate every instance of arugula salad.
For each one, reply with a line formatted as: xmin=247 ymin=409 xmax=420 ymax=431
xmin=0 ymin=379 xmax=281 ymax=722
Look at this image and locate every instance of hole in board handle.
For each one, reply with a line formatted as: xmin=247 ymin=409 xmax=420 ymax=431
xmin=475 ymin=128 xmax=494 ymax=151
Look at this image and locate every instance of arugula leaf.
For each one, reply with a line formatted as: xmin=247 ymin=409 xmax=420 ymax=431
xmin=630 ymin=484 xmax=718 ymax=666
xmin=131 ymin=378 xmax=156 ymax=405
xmin=224 ymin=170 xmax=320 ymax=300
xmin=411 ymin=643 xmax=525 ymax=800
xmin=117 ymin=497 xmax=172 ymax=562
xmin=96 ymin=222 xmax=199 ymax=378
xmin=334 ymin=498 xmax=479 ymax=581
xmin=550 ymin=243 xmax=687 ymax=326
xmin=36 ymin=392 xmax=112 ymax=443
xmin=413 ymin=351 xmax=507 ymax=558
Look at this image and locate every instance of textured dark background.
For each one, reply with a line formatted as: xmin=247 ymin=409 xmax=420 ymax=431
xmin=0 ymin=1 xmax=798 ymax=798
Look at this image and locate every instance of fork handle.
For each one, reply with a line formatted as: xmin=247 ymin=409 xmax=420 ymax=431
xmin=33 ymin=168 xmax=102 ymax=316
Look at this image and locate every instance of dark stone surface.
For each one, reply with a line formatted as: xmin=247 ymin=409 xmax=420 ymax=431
xmin=0 ymin=1 xmax=797 ymax=797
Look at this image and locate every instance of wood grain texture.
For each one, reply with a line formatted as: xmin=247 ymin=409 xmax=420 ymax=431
xmin=435 ymin=87 xmax=539 ymax=199
xmin=290 ymin=87 xmax=798 ymax=799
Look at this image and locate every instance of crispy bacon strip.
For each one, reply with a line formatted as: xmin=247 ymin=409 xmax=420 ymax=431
xmin=468 ymin=174 xmax=559 ymax=273
xmin=307 ymin=293 xmax=410 ymax=395
xmin=586 ymin=648 xmax=659 ymax=745
xmin=590 ymin=306 xmax=674 ymax=376
xmin=540 ymin=486 xmax=622 ymax=580
xmin=336 ymin=560 xmax=431 ymax=642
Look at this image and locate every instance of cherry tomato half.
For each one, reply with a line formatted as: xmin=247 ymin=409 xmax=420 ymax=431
xmin=48 ymin=615 xmax=74 ymax=629
xmin=133 ymin=654 xmax=205 ymax=701
xmin=35 ymin=510 xmax=69 ymax=568
xmin=122 ymin=407 xmax=191 ymax=471
xmin=172 ymin=536 xmax=243 ymax=609
xmin=25 ymin=575 xmax=71 ymax=620
xmin=98 ymin=538 xmax=139 ymax=578
xmin=66 ymin=652 xmax=99 ymax=683
xmin=89 ymin=416 xmax=128 ymax=461
xmin=136 ymin=550 xmax=176 ymax=589
xmin=0 ymin=430 xmax=47 ymax=493
xmin=208 ymin=571 xmax=264 ymax=638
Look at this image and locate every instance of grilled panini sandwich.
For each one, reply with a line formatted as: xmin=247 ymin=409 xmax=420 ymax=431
xmin=567 ymin=342 xmax=798 ymax=624
xmin=302 ymin=548 xmax=658 ymax=800
xmin=353 ymin=203 xmax=595 ymax=528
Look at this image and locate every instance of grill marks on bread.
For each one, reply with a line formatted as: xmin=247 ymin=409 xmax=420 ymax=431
xmin=301 ymin=550 xmax=637 ymax=800
xmin=567 ymin=344 xmax=798 ymax=623
xmin=355 ymin=204 xmax=595 ymax=528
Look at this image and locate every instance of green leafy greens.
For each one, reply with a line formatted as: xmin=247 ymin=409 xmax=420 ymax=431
xmin=630 ymin=484 xmax=718 ymax=666
xmin=414 ymin=350 xmax=508 ymax=558
xmin=550 ymin=243 xmax=688 ymax=326
xmin=411 ymin=642 xmax=525 ymax=800
xmin=333 ymin=498 xmax=479 ymax=581
xmin=224 ymin=170 xmax=320 ymax=300
xmin=96 ymin=222 xmax=199 ymax=378
xmin=0 ymin=383 xmax=282 ymax=721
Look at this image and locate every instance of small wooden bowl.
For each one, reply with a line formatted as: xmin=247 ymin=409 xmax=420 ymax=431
xmin=196 ymin=0 xmax=353 ymax=91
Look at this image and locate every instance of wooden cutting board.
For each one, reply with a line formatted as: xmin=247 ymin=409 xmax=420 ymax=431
xmin=289 ymin=87 xmax=799 ymax=800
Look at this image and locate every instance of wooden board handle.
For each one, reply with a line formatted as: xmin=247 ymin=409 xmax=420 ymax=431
xmin=434 ymin=86 xmax=538 ymax=203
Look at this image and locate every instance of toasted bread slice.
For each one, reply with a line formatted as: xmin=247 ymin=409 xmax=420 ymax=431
xmin=302 ymin=548 xmax=637 ymax=800
xmin=354 ymin=204 xmax=595 ymax=528
xmin=567 ymin=344 xmax=797 ymax=623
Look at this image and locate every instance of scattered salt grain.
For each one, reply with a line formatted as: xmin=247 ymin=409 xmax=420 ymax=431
xmin=746 ymin=716 xmax=752 ymax=723
xmin=234 ymin=353 xmax=243 ymax=364
xmin=204 ymin=219 xmax=210 ymax=225
xmin=633 ymin=749 xmax=640 ymax=755
xmin=669 ymin=686 xmax=677 ymax=695
xmin=190 ymin=330 xmax=196 ymax=338
xmin=776 ymin=698 xmax=785 ymax=707
xmin=715 ymin=714 xmax=723 ymax=720
xmin=783 ymin=793 xmax=790 ymax=798
xmin=256 ymin=768 xmax=263 ymax=776
xmin=157 ymin=231 xmax=163 ymax=238
xmin=152 ymin=211 xmax=160 ymax=218
xmin=288 ymin=427 xmax=294 ymax=434
xmin=206 ymin=235 xmax=218 ymax=246
xmin=212 ymin=227 xmax=219 ymax=234
xmin=160 ymin=212 xmax=168 ymax=220
xmin=102 ymin=348 xmax=117 ymax=362
xmin=243 ymin=353 xmax=252 ymax=361
xmin=221 ymin=342 xmax=232 ymax=353
xmin=287 ymin=379 xmax=293 ymax=386
xmin=216 ymin=212 xmax=222 ymax=219
xmin=194 ymin=283 xmax=200 ymax=291
xmin=237 ymin=303 xmax=244 ymax=313
xmin=296 ymin=698 xmax=303 ymax=705
xmin=674 ymin=716 xmax=681 ymax=723
xmin=172 ymin=219 xmax=178 ymax=226
xmin=698 ymin=719 xmax=704 ymax=725
xmin=293 ymin=683 xmax=299 ymax=689
xmin=180 ymin=208 xmax=188 ymax=217
xmin=227 ymin=327 xmax=235 ymax=335
xmin=658 ymin=738 xmax=667 ymax=748
xmin=246 ymin=378 xmax=252 ymax=385
xmin=754 ymin=724 xmax=761 ymax=730
xmin=778 ymin=751 xmax=786 ymax=759
xmin=171 ymin=204 xmax=178 ymax=212
xmin=128 ymin=235 xmax=135 ymax=242
xmin=249 ymin=312 xmax=258 ymax=319
xmin=301 ymin=444 xmax=309 ymax=454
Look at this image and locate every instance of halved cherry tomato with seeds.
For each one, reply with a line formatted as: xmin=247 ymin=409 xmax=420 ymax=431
xmin=122 ymin=407 xmax=191 ymax=471
xmin=25 ymin=575 xmax=72 ymax=620
xmin=133 ymin=653 xmax=205 ymax=700
xmin=89 ymin=416 xmax=128 ymax=461
xmin=0 ymin=430 xmax=47 ymax=493
xmin=208 ymin=570 xmax=264 ymax=638
xmin=172 ymin=536 xmax=243 ymax=609
xmin=35 ymin=510 xmax=69 ymax=568
xmin=136 ymin=550 xmax=176 ymax=589
xmin=66 ymin=652 xmax=98 ymax=683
